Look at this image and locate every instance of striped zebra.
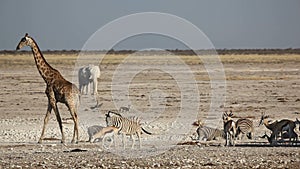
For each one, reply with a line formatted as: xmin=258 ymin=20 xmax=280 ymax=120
xmin=196 ymin=126 xmax=225 ymax=141
xmin=235 ymin=118 xmax=254 ymax=140
xmin=105 ymin=111 xmax=151 ymax=149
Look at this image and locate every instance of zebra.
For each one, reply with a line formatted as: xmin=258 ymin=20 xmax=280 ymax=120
xmin=235 ymin=118 xmax=254 ymax=140
xmin=196 ymin=126 xmax=225 ymax=141
xmin=105 ymin=111 xmax=152 ymax=149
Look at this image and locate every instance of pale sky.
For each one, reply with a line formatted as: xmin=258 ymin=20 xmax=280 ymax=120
xmin=1 ymin=0 xmax=300 ymax=50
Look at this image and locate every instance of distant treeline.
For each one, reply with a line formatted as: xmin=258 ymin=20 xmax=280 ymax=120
xmin=2 ymin=48 xmax=300 ymax=55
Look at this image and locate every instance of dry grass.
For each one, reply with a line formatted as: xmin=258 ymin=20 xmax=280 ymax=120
xmin=1 ymin=53 xmax=299 ymax=82
xmin=99 ymin=54 xmax=300 ymax=65
xmin=219 ymin=54 xmax=300 ymax=63
xmin=225 ymin=75 xmax=288 ymax=81
xmin=1 ymin=53 xmax=299 ymax=68
xmin=0 ymin=54 xmax=76 ymax=68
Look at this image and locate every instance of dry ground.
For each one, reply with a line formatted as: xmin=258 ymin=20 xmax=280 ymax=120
xmin=0 ymin=53 xmax=299 ymax=168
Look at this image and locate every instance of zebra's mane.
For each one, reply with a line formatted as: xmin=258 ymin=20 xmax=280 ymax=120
xmin=107 ymin=110 xmax=122 ymax=117
xmin=106 ymin=111 xmax=142 ymax=125
xmin=128 ymin=116 xmax=141 ymax=124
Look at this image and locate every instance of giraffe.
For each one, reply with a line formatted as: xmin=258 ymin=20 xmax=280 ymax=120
xmin=16 ymin=33 xmax=80 ymax=144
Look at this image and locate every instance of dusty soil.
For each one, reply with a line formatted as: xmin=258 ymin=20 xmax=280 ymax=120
xmin=0 ymin=53 xmax=299 ymax=168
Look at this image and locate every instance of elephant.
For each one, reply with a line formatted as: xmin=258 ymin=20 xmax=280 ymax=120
xmin=78 ymin=64 xmax=100 ymax=95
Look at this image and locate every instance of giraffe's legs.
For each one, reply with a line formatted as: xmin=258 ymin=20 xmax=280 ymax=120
xmin=52 ymin=102 xmax=65 ymax=143
xmin=70 ymin=107 xmax=79 ymax=144
xmin=67 ymin=100 xmax=79 ymax=144
xmin=38 ymin=103 xmax=52 ymax=144
xmin=47 ymin=88 xmax=66 ymax=144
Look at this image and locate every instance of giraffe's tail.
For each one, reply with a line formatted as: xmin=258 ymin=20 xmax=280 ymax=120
xmin=72 ymin=84 xmax=81 ymax=106
xmin=78 ymin=93 xmax=82 ymax=105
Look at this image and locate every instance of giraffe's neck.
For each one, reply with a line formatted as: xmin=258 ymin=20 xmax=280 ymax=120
xmin=29 ymin=39 xmax=60 ymax=83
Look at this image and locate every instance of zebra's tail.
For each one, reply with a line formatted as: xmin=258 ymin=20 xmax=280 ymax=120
xmin=142 ymin=127 xmax=152 ymax=135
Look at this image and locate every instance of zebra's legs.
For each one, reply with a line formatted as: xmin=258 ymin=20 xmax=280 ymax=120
xmin=230 ymin=132 xmax=235 ymax=146
xmin=137 ymin=132 xmax=141 ymax=149
xmin=225 ymin=132 xmax=229 ymax=146
xmin=131 ymin=135 xmax=135 ymax=149
xmin=122 ymin=133 xmax=126 ymax=149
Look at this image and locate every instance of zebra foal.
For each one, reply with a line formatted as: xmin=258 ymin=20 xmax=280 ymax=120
xmin=105 ymin=111 xmax=151 ymax=149
xmin=196 ymin=126 xmax=224 ymax=141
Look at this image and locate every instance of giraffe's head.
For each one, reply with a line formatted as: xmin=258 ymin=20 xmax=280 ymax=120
xmin=16 ymin=33 xmax=33 ymax=50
